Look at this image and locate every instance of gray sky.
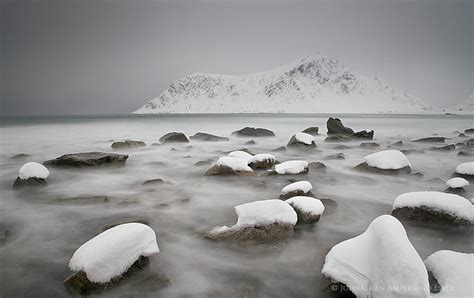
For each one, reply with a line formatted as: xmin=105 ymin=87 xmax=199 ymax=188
xmin=1 ymin=0 xmax=472 ymax=115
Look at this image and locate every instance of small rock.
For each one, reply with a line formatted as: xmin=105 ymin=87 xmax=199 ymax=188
xmin=111 ymin=140 xmax=146 ymax=150
xmin=272 ymin=146 xmax=286 ymax=152
xmin=412 ymin=137 xmax=446 ymax=143
xmin=189 ymin=132 xmax=229 ymax=142
xmin=142 ymin=178 xmax=168 ymax=186
xmin=159 ymin=132 xmax=189 ymax=143
xmin=231 ymin=127 xmax=275 ymax=137
xmin=44 ymin=152 xmax=128 ymax=168
xmin=194 ymin=160 xmax=213 ymax=166
xmin=352 ymin=130 xmax=374 ymax=139
xmin=430 ymin=144 xmax=455 ymax=151
xmin=332 ymin=145 xmax=351 ymax=150
xmin=245 ymin=140 xmax=256 ymax=145
xmin=426 ymin=177 xmax=444 ymax=184
xmin=457 ymin=150 xmax=473 ymax=157
xmin=50 ymin=196 xmax=109 ymax=205
xmin=326 ymin=117 xmax=354 ymax=135
xmin=324 ymin=135 xmax=351 ymax=142
xmin=308 ymin=162 xmax=327 ymax=173
xmin=390 ymin=140 xmax=403 ymax=147
xmin=132 ymin=274 xmax=171 ymax=291
xmin=302 ymin=126 xmax=319 ymax=135
xmin=10 ymin=153 xmax=31 ymax=159
xmin=401 ymin=149 xmax=425 ymax=155
xmin=323 ymin=153 xmax=345 ymax=160
xmin=458 ymin=133 xmax=467 ymax=138
xmin=360 ymin=142 xmax=380 ymax=149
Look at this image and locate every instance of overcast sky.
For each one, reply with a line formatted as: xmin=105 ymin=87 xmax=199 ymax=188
xmin=1 ymin=0 xmax=472 ymax=115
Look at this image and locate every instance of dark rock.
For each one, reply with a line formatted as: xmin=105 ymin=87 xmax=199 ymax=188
xmin=205 ymin=165 xmax=254 ymax=176
xmin=272 ymin=146 xmax=287 ymax=152
xmin=189 ymin=132 xmax=229 ymax=142
xmin=412 ymin=137 xmax=446 ymax=143
xmin=262 ymin=170 xmax=278 ymax=176
xmin=352 ymin=130 xmax=374 ymax=139
xmin=360 ymin=142 xmax=380 ymax=149
xmin=465 ymin=138 xmax=474 ymax=146
xmin=392 ymin=207 xmax=471 ymax=225
xmin=323 ymin=153 xmax=345 ymax=160
xmin=353 ymin=162 xmax=411 ymax=175
xmin=50 ymin=196 xmax=109 ymax=205
xmin=464 ymin=128 xmax=474 ymax=134
xmin=451 ymin=172 xmax=474 ymax=181
xmin=327 ymin=117 xmax=354 ymax=135
xmin=333 ymin=145 xmax=351 ymax=150
xmin=248 ymin=157 xmax=276 ymax=170
xmin=287 ymin=135 xmax=316 ymax=148
xmin=11 ymin=153 xmax=31 ymax=159
xmin=324 ymin=135 xmax=351 ymax=142
xmin=309 ymin=162 xmax=327 ymax=173
xmin=142 ymin=178 xmax=168 ymax=186
xmin=457 ymin=150 xmax=473 ymax=157
xmin=401 ymin=149 xmax=425 ymax=155
xmin=444 ymin=187 xmax=465 ymax=196
xmin=320 ymin=198 xmax=338 ymax=215
xmin=111 ymin=140 xmax=146 ymax=149
xmin=429 ymin=144 xmax=455 ymax=151
xmin=390 ymin=140 xmax=403 ymax=147
xmin=64 ymin=256 xmax=151 ymax=296
xmin=205 ymin=223 xmax=294 ymax=243
xmin=12 ymin=177 xmax=47 ymax=189
xmin=287 ymin=202 xmax=321 ymax=224
xmin=458 ymin=133 xmax=467 ymax=138
xmin=302 ymin=126 xmax=319 ymax=135
xmin=428 ymin=271 xmax=442 ymax=294
xmin=279 ymin=190 xmax=314 ymax=200
xmin=159 ymin=132 xmax=189 ymax=143
xmin=101 ymin=219 xmax=150 ymax=232
xmin=231 ymin=127 xmax=275 ymax=137
xmin=44 ymin=152 xmax=128 ymax=168
xmin=245 ymin=140 xmax=256 ymax=145
xmin=319 ymin=275 xmax=356 ymax=298
xmin=194 ymin=160 xmax=213 ymax=166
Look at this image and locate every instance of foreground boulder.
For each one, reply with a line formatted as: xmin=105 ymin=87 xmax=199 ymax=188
xmin=189 ymin=132 xmax=229 ymax=142
xmin=392 ymin=191 xmax=473 ymax=225
xmin=452 ymin=161 xmax=474 ymax=180
xmin=352 ymin=130 xmax=374 ymax=139
xmin=326 ymin=117 xmax=354 ymax=135
xmin=424 ymin=250 xmax=473 ymax=297
xmin=111 ymin=140 xmax=146 ymax=149
xmin=205 ymin=156 xmax=255 ymax=176
xmin=444 ymin=177 xmax=469 ymax=195
xmin=64 ymin=223 xmax=160 ymax=295
xmin=248 ymin=154 xmax=276 ymax=169
xmin=206 ymin=199 xmax=297 ymax=243
xmin=353 ymin=150 xmax=411 ymax=175
xmin=44 ymin=152 xmax=128 ymax=167
xmin=231 ymin=127 xmax=275 ymax=137
xmin=279 ymin=181 xmax=313 ymax=200
xmin=159 ymin=132 xmax=189 ymax=143
xmin=287 ymin=132 xmax=316 ymax=148
xmin=320 ymin=215 xmax=430 ymax=298
xmin=413 ymin=137 xmax=446 ymax=143
xmin=13 ymin=162 xmax=49 ymax=189
xmin=285 ymin=196 xmax=324 ymax=223
xmin=302 ymin=126 xmax=319 ymax=135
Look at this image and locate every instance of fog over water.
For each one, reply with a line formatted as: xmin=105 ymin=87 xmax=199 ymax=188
xmin=0 ymin=114 xmax=472 ymax=297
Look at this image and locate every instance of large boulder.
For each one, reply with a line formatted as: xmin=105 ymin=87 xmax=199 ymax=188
xmin=159 ymin=132 xmax=189 ymax=143
xmin=320 ymin=215 xmax=430 ymax=298
xmin=205 ymin=156 xmax=255 ymax=176
xmin=111 ymin=140 xmax=146 ymax=149
xmin=392 ymin=191 xmax=473 ymax=225
xmin=287 ymin=132 xmax=316 ymax=148
xmin=44 ymin=152 xmax=128 ymax=167
xmin=285 ymin=196 xmax=324 ymax=223
xmin=302 ymin=126 xmax=319 ymax=135
xmin=13 ymin=162 xmax=49 ymax=189
xmin=231 ymin=127 xmax=275 ymax=137
xmin=189 ymin=132 xmax=229 ymax=142
xmin=327 ymin=117 xmax=354 ymax=135
xmin=353 ymin=150 xmax=411 ymax=175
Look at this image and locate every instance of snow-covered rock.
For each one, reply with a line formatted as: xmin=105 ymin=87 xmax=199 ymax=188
xmin=68 ymin=223 xmax=159 ymax=283
xmin=275 ymin=160 xmax=309 ymax=175
xmin=392 ymin=191 xmax=473 ymax=225
xmin=205 ymin=156 xmax=254 ymax=176
xmin=354 ymin=150 xmax=411 ymax=174
xmin=285 ymin=196 xmax=324 ymax=223
xmin=207 ymin=199 xmax=297 ymax=242
xmin=454 ymin=161 xmax=474 ymax=180
xmin=424 ymin=250 xmax=473 ymax=297
xmin=287 ymin=132 xmax=316 ymax=148
xmin=321 ymin=215 xmax=430 ymax=298
xmin=228 ymin=150 xmax=253 ymax=160
xmin=13 ymin=162 xmax=50 ymax=189
xmin=133 ymin=54 xmax=430 ymax=114
xmin=446 ymin=177 xmax=469 ymax=188
xmin=248 ymin=153 xmax=276 ymax=169
xmin=280 ymin=181 xmax=313 ymax=199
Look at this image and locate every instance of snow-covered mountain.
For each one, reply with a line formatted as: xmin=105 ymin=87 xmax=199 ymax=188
xmin=444 ymin=94 xmax=474 ymax=115
xmin=133 ymin=54 xmax=431 ymax=114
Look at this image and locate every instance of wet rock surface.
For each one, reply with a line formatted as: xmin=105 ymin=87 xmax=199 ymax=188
xmin=13 ymin=177 xmax=47 ymax=189
xmin=231 ymin=127 xmax=275 ymax=137
xmin=44 ymin=152 xmax=128 ymax=167
xmin=159 ymin=132 xmax=190 ymax=143
xmin=392 ymin=207 xmax=471 ymax=226
xmin=430 ymin=144 xmax=455 ymax=151
xmin=326 ymin=118 xmax=354 ymax=135
xmin=352 ymin=130 xmax=374 ymax=139
xmin=308 ymin=162 xmax=327 ymax=173
xmin=10 ymin=153 xmax=31 ymax=159
xmin=206 ymin=223 xmax=294 ymax=243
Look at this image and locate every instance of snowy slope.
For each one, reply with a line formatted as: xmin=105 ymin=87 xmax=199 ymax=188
xmin=133 ymin=54 xmax=431 ymax=114
xmin=444 ymin=93 xmax=474 ymax=114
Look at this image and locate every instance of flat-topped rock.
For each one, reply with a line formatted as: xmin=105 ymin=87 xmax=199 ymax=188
xmin=231 ymin=127 xmax=275 ymax=137
xmin=205 ymin=156 xmax=255 ymax=176
xmin=353 ymin=150 xmax=411 ymax=175
xmin=327 ymin=117 xmax=354 ymax=135
xmin=159 ymin=132 xmax=189 ymax=143
xmin=324 ymin=135 xmax=351 ymax=142
xmin=302 ymin=126 xmax=319 ymax=135
xmin=189 ymin=132 xmax=229 ymax=142
xmin=413 ymin=137 xmax=446 ymax=143
xmin=44 ymin=152 xmax=128 ymax=167
xmin=111 ymin=140 xmax=146 ymax=149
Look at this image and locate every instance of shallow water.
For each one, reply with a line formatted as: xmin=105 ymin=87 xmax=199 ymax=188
xmin=0 ymin=114 xmax=473 ymax=297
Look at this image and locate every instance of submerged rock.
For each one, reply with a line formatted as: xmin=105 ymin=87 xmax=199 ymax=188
xmin=323 ymin=153 xmax=345 ymax=160
xmin=287 ymin=132 xmax=316 ymax=148
xmin=390 ymin=140 xmax=403 ymax=147
xmin=44 ymin=152 xmax=128 ymax=167
xmin=360 ymin=142 xmax=380 ymax=149
xmin=194 ymin=159 xmax=214 ymax=166
xmin=10 ymin=153 xmax=31 ymax=159
xmin=189 ymin=132 xmax=229 ymax=142
xmin=324 ymin=135 xmax=351 ymax=142
xmin=429 ymin=144 xmax=455 ymax=151
xmin=245 ymin=140 xmax=256 ymax=145
xmin=142 ymin=178 xmax=168 ymax=186
xmin=353 ymin=150 xmax=411 ymax=175
xmin=13 ymin=162 xmax=49 ymax=189
xmin=272 ymin=146 xmax=287 ymax=152
xmin=231 ymin=127 xmax=275 ymax=137
xmin=413 ymin=137 xmax=446 ymax=143
xmin=111 ymin=140 xmax=146 ymax=149
xmin=159 ymin=132 xmax=189 ymax=143
xmin=326 ymin=117 xmax=354 ymax=135
xmin=352 ymin=130 xmax=374 ymax=139
xmin=302 ymin=126 xmax=319 ymax=135
xmin=50 ymin=196 xmax=110 ymax=205
xmin=101 ymin=219 xmax=150 ymax=232
xmin=308 ymin=162 xmax=327 ymax=173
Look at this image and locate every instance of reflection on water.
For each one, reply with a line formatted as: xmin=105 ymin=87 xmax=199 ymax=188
xmin=0 ymin=114 xmax=472 ymax=297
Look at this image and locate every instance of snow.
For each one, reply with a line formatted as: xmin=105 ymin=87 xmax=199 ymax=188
xmin=69 ymin=223 xmax=159 ymax=283
xmin=210 ymin=199 xmax=297 ymax=233
xmin=285 ymin=196 xmax=324 ymax=216
xmin=281 ymin=181 xmax=313 ymax=195
xmin=446 ymin=177 xmax=469 ymax=188
xmin=216 ymin=156 xmax=253 ymax=172
xmin=424 ymin=250 xmax=473 ymax=297
xmin=228 ymin=150 xmax=253 ymax=160
xmin=18 ymin=162 xmax=50 ymax=179
xmin=393 ymin=191 xmax=473 ymax=222
xmin=364 ymin=150 xmax=411 ymax=170
xmin=455 ymin=161 xmax=474 ymax=175
xmin=248 ymin=153 xmax=275 ymax=163
xmin=321 ymin=215 xmax=430 ymax=298
xmin=275 ymin=160 xmax=308 ymax=174
xmin=132 ymin=54 xmax=431 ymax=114
xmin=294 ymin=132 xmax=315 ymax=145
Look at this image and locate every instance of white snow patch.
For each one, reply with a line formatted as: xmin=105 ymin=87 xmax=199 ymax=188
xmin=425 ymin=250 xmax=473 ymax=297
xmin=281 ymin=181 xmax=313 ymax=195
xmin=275 ymin=160 xmax=308 ymax=175
xmin=216 ymin=156 xmax=253 ymax=172
xmin=210 ymin=199 xmax=297 ymax=234
xmin=228 ymin=150 xmax=253 ymax=160
xmin=322 ymin=215 xmax=430 ymax=298
xmin=248 ymin=153 xmax=275 ymax=164
xmin=446 ymin=177 xmax=469 ymax=188
xmin=364 ymin=150 xmax=411 ymax=170
xmin=455 ymin=161 xmax=474 ymax=175
xmin=19 ymin=162 xmax=49 ymax=179
xmin=393 ymin=191 xmax=473 ymax=222
xmin=294 ymin=132 xmax=315 ymax=145
xmin=69 ymin=223 xmax=159 ymax=283
xmin=285 ymin=196 xmax=324 ymax=216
